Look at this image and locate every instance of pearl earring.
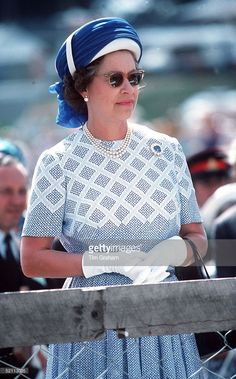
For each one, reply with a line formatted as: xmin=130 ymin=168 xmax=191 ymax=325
xmin=84 ymin=95 xmax=88 ymax=103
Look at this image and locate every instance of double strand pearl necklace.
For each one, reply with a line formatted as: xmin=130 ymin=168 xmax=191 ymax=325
xmin=84 ymin=123 xmax=132 ymax=159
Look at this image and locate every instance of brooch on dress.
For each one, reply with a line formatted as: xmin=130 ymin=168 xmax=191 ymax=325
xmin=150 ymin=143 xmax=162 ymax=156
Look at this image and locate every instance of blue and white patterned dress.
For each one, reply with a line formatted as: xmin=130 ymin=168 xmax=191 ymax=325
xmin=22 ymin=123 xmax=206 ymax=379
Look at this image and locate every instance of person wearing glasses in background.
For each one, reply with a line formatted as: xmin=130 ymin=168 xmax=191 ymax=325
xmin=21 ymin=17 xmax=207 ymax=379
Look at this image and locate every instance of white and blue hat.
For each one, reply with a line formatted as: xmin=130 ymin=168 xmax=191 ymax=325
xmin=49 ymin=17 xmax=142 ymax=129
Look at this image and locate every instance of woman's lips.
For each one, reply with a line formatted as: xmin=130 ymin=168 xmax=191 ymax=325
xmin=117 ymin=100 xmax=134 ymax=106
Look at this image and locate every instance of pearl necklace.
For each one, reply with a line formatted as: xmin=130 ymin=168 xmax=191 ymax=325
xmin=84 ymin=124 xmax=132 ymax=159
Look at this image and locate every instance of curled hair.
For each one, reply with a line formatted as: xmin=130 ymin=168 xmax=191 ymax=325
xmin=63 ymin=58 xmax=103 ymax=116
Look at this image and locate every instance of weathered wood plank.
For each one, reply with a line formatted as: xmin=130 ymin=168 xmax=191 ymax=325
xmin=0 ymin=278 xmax=236 ymax=347
xmin=104 ymin=278 xmax=236 ymax=338
xmin=0 ymin=287 xmax=104 ymax=348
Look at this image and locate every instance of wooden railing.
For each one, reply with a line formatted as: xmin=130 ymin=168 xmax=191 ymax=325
xmin=1 ymin=277 xmax=236 ymax=348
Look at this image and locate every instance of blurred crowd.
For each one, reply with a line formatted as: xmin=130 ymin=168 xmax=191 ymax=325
xmin=149 ymin=86 xmax=236 ymax=275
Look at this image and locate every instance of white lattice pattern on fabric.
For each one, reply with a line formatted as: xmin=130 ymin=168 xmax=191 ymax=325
xmin=23 ymin=123 xmax=199 ymax=250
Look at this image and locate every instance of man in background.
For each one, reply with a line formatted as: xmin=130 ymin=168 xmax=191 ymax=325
xmin=0 ymin=151 xmax=63 ymax=378
xmin=0 ymin=153 xmax=31 ymax=292
xmin=187 ymin=147 xmax=232 ymax=208
xmin=0 ymin=153 xmax=42 ymax=378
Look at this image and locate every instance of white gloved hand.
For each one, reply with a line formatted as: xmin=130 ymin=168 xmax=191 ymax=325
xmin=82 ymin=249 xmax=147 ymax=281
xmin=132 ymin=265 xmax=170 ymax=285
xmin=82 ymin=236 xmax=187 ymax=284
xmin=146 ymin=236 xmax=187 ymax=266
xmin=132 ymin=236 xmax=187 ymax=284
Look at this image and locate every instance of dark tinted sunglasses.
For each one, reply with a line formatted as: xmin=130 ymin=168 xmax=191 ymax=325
xmin=101 ymin=70 xmax=144 ymax=88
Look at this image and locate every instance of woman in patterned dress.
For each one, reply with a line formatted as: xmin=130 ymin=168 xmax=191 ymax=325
xmin=21 ymin=17 xmax=208 ymax=379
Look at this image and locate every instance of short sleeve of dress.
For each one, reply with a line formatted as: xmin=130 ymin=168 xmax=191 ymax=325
xmin=22 ymin=150 xmax=66 ymax=237
xmin=174 ymin=140 xmax=202 ymax=225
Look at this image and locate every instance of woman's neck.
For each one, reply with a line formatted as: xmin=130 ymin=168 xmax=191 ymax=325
xmin=86 ymin=121 xmax=128 ymax=141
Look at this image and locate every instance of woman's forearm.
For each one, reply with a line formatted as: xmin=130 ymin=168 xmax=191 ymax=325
xmin=20 ymin=237 xmax=84 ymax=278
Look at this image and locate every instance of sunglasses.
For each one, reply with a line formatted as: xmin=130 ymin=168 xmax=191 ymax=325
xmin=98 ymin=70 xmax=144 ymax=88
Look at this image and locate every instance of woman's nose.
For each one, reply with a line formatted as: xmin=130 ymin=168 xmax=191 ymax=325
xmin=120 ymin=78 xmax=134 ymax=93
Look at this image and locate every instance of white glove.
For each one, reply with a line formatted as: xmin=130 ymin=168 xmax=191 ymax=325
xmin=132 ymin=236 xmax=187 ymax=284
xmin=82 ymin=249 xmax=147 ymax=281
xmin=82 ymin=236 xmax=187 ymax=283
xmin=132 ymin=265 xmax=170 ymax=285
xmin=146 ymin=236 xmax=187 ymax=266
